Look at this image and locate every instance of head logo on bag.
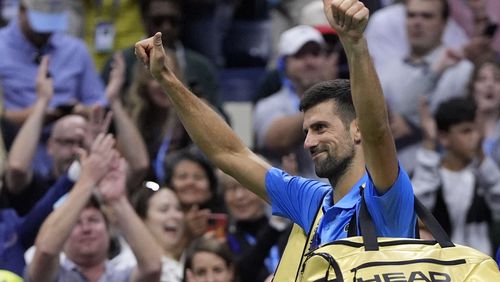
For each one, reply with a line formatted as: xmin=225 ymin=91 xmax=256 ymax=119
xmin=356 ymin=271 xmax=451 ymax=282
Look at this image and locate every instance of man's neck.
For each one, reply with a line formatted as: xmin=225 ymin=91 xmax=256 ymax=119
xmin=442 ymin=153 xmax=470 ymax=171
xmin=331 ymin=157 xmax=366 ymax=204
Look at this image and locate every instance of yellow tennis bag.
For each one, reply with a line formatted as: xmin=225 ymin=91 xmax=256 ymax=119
xmin=273 ymin=188 xmax=500 ymax=281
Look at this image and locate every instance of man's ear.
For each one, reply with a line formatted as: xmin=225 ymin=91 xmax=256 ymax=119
xmin=350 ymin=119 xmax=361 ymax=144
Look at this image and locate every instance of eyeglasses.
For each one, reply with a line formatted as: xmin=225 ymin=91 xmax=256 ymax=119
xmin=53 ymin=138 xmax=83 ymax=147
xmin=149 ymin=15 xmax=181 ymax=28
xmin=292 ymin=43 xmax=324 ymax=59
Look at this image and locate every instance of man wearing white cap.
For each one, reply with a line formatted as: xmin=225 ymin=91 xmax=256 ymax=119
xmin=253 ymin=25 xmax=329 ymax=178
xmin=0 ymin=0 xmax=106 ymax=126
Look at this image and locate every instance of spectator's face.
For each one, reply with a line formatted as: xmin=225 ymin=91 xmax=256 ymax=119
xmin=286 ymin=42 xmax=328 ymax=93
xmin=145 ymin=189 xmax=185 ymax=252
xmin=19 ymin=6 xmax=52 ymax=46
xmin=223 ymin=175 xmax=265 ymax=221
xmin=145 ymin=1 xmax=181 ymax=49
xmin=48 ymin=115 xmax=86 ymax=177
xmin=303 ymin=100 xmax=357 ymax=179
xmin=440 ymin=122 xmax=480 ymax=162
xmin=171 ymin=160 xmax=212 ymax=207
xmin=64 ymin=207 xmax=109 ymax=263
xmin=472 ymin=62 xmax=500 ymax=113
xmin=146 ymin=77 xmax=171 ymax=108
xmin=406 ymin=0 xmax=446 ymax=55
xmin=466 ymin=0 xmax=487 ymax=20
xmin=189 ymin=251 xmax=234 ymax=282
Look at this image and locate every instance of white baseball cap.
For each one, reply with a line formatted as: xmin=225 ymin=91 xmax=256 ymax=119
xmin=300 ymin=1 xmax=337 ymax=35
xmin=278 ymin=25 xmax=325 ymax=56
xmin=22 ymin=0 xmax=68 ymax=33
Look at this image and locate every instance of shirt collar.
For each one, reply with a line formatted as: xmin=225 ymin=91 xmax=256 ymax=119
xmin=403 ymin=45 xmax=445 ymax=67
xmin=61 ymin=255 xmax=110 ymax=274
xmin=323 ymin=172 xmax=368 ymax=210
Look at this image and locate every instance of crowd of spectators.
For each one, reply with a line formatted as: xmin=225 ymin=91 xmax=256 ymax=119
xmin=0 ymin=0 xmax=499 ymax=281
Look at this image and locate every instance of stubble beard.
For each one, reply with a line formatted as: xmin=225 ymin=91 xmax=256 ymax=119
xmin=314 ymin=146 xmax=355 ymax=187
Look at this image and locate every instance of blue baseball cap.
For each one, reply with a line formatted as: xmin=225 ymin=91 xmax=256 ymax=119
xmin=22 ymin=0 xmax=68 ymax=33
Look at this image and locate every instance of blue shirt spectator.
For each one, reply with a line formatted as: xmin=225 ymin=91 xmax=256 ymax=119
xmin=0 ymin=175 xmax=74 ymax=279
xmin=0 ymin=20 xmax=105 ymax=112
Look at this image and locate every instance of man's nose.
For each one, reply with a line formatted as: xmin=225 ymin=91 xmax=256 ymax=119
xmin=304 ymin=133 xmax=317 ymax=150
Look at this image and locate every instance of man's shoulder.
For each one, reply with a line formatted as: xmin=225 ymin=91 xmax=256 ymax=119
xmin=51 ymin=32 xmax=90 ymax=53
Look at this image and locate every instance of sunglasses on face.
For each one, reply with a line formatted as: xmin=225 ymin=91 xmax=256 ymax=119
xmin=149 ymin=15 xmax=181 ymax=28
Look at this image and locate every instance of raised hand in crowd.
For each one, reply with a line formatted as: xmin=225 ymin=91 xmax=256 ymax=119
xmin=418 ymin=97 xmax=438 ymax=151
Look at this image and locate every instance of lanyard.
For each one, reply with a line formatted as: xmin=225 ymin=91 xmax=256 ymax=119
xmin=153 ymin=125 xmax=174 ymax=184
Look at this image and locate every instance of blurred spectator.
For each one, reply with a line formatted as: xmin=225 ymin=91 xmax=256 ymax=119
xmin=467 ymin=60 xmax=500 ymax=164
xmin=26 ymin=138 xmax=162 ymax=282
xmin=1 ymin=56 xmax=148 ymax=215
xmin=253 ymin=25 xmax=328 ymax=178
xmin=113 ymin=185 xmax=187 ymax=282
xmin=366 ymin=0 xmax=469 ymax=72
xmin=222 ymin=173 xmax=288 ymax=282
xmin=0 ymin=170 xmax=75 ymax=280
xmin=181 ymin=0 xmax=238 ymax=67
xmin=378 ymin=0 xmax=473 ymax=172
xmin=127 ymin=59 xmax=190 ymax=183
xmin=184 ymin=237 xmax=236 ymax=282
xmin=0 ymin=0 xmax=106 ymax=126
xmin=449 ymin=0 xmax=500 ymax=57
xmin=253 ymin=0 xmax=346 ymax=104
xmin=412 ymin=97 xmax=500 ymax=255
xmin=164 ymin=150 xmax=226 ymax=239
xmin=102 ymin=0 xmax=224 ymax=113
xmin=82 ymin=0 xmax=145 ymax=71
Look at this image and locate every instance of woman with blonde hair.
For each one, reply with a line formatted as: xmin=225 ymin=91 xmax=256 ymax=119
xmin=127 ymin=53 xmax=191 ymax=183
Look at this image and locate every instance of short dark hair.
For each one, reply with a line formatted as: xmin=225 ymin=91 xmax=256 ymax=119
xmin=132 ymin=184 xmax=159 ymax=219
xmin=140 ymin=0 xmax=181 ymax=19
xmin=183 ymin=237 xmax=236 ymax=282
xmin=435 ymin=97 xmax=476 ymax=132
xmin=405 ymin=0 xmax=449 ymax=19
xmin=299 ymin=79 xmax=356 ymax=126
xmin=164 ymin=149 xmax=218 ymax=200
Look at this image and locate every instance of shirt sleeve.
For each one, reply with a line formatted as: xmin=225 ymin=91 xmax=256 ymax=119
xmin=364 ymin=164 xmax=416 ymax=238
xmin=265 ymin=167 xmax=329 ymax=232
xmin=17 ymin=175 xmax=75 ymax=249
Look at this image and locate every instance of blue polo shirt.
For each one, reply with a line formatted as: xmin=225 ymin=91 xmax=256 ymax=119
xmin=266 ymin=165 xmax=416 ymax=245
xmin=0 ymin=20 xmax=106 ymax=110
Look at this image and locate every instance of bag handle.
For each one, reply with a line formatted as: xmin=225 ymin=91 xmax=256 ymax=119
xmin=358 ymin=187 xmax=455 ymax=251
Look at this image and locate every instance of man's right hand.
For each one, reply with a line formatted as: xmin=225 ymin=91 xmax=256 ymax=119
xmin=135 ymin=32 xmax=171 ymax=80
xmin=322 ymin=0 xmax=369 ymax=44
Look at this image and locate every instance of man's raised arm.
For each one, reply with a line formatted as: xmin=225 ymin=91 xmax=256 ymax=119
xmin=134 ymin=34 xmax=270 ymax=201
xmin=323 ymin=0 xmax=398 ymax=192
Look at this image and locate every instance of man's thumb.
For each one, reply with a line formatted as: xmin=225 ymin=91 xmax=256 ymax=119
xmin=153 ymin=32 xmax=163 ymax=48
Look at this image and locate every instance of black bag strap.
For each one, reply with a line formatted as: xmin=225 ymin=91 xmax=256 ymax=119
xmin=358 ymin=188 xmax=379 ymax=251
xmin=357 ymin=186 xmax=455 ymax=250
